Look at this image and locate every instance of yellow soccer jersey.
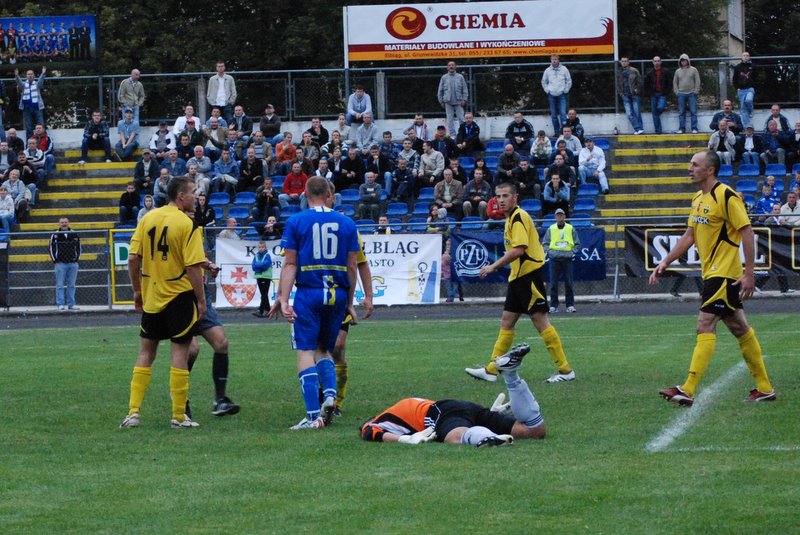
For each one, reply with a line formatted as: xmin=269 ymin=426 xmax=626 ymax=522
xmin=357 ymin=233 xmax=367 ymax=265
xmin=504 ymin=205 xmax=545 ymax=281
xmin=687 ymin=182 xmax=751 ymax=280
xmin=130 ymin=205 xmax=206 ymax=313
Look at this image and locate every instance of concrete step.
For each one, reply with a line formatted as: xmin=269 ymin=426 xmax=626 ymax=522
xmin=39 ymin=191 xmax=120 ymax=201
xmin=13 ymin=237 xmax=108 ymax=248
xmin=611 ymin=162 xmax=688 ymax=173
xmin=617 ymin=133 xmax=708 ymax=144
xmin=63 ymin=149 xmax=143 ymax=159
xmin=604 ymin=192 xmax=694 ymax=202
xmin=18 ymin=221 xmax=117 ymax=231
xmin=60 ymin=162 xmax=136 ymax=172
xmin=608 ymin=176 xmax=690 ymax=186
xmin=30 ymin=206 xmax=118 ymax=217
xmin=49 ymin=177 xmax=132 ymax=187
xmin=9 ymin=252 xmax=101 ymax=263
xmin=599 ymin=206 xmax=688 ymax=217
xmin=613 ymin=147 xmax=701 ymax=158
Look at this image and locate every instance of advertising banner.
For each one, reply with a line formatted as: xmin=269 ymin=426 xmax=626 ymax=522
xmin=623 ymin=225 xmax=800 ymax=278
xmin=450 ymin=227 xmax=607 ymax=283
xmin=213 ymin=234 xmax=443 ymax=308
xmin=0 ymin=15 xmax=97 ymax=70
xmin=344 ymin=0 xmax=615 ymax=62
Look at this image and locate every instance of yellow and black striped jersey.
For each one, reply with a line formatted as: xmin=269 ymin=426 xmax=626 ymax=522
xmin=503 ymin=205 xmax=545 ymax=281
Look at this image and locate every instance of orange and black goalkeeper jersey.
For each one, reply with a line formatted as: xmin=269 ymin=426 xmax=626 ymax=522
xmin=687 ymin=181 xmax=751 ymax=280
xmin=361 ymin=398 xmax=436 ymax=442
xmin=503 ymin=205 xmax=545 ymax=281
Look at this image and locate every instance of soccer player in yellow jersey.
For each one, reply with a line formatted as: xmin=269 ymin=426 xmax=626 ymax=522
xmin=120 ymin=176 xmax=208 ymax=428
xmin=650 ymin=151 xmax=776 ymax=406
xmin=465 ymin=182 xmax=575 ymax=383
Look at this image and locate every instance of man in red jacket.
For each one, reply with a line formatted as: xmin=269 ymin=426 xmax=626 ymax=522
xmin=278 ymin=162 xmax=308 ymax=209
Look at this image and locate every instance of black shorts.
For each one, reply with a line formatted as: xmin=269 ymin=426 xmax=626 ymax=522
xmin=340 ymin=313 xmax=354 ymax=334
xmin=504 ymin=270 xmax=549 ymax=315
xmin=700 ymin=277 xmax=743 ymax=317
xmin=140 ymin=290 xmax=198 ymax=344
xmin=430 ymin=399 xmax=515 ymax=442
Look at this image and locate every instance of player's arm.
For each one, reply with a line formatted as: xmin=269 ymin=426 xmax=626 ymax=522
xmin=186 ymin=263 xmax=206 ymax=319
xmin=345 ymin=250 xmax=359 ymax=325
xmin=279 ymin=248 xmax=298 ymax=322
xmin=128 ymin=253 xmax=143 ymax=312
xmin=734 ymin=225 xmax=755 ymax=298
xmin=357 ymin=257 xmax=373 ymax=320
xmin=649 ymin=227 xmax=695 ymax=284
xmin=480 ymin=245 xmax=525 ymax=278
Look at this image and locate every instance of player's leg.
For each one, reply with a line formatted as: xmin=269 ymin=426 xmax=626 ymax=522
xmin=202 ymin=325 xmax=240 ymax=416
xmin=315 ymin=291 xmax=348 ymax=424
xmin=290 ymin=292 xmax=325 ymax=429
xmin=465 ymin=307 xmax=521 ymax=382
xmin=168 ymin=337 xmax=198 ymax=427
xmin=332 ymin=323 xmax=350 ymax=413
xmin=676 ymin=311 xmax=720 ymax=398
xmin=121 ymin=337 xmax=158 ymax=427
xmin=723 ymin=309 xmax=775 ymax=400
xmin=494 ymin=343 xmax=545 ymax=439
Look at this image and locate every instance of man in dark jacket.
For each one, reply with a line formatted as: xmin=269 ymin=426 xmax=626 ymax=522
xmin=79 ymin=110 xmax=112 ymax=164
xmin=49 ymin=217 xmax=81 ymax=310
xmin=643 ymin=56 xmax=672 ymax=134
xmin=732 ymin=52 xmax=756 ymax=129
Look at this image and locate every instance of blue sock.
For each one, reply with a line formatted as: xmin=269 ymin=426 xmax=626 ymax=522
xmin=298 ymin=367 xmax=321 ymax=420
xmin=316 ymin=357 xmax=337 ymax=401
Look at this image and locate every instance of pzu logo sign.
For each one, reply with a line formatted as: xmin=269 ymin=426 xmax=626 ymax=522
xmin=454 ymin=239 xmax=490 ymax=276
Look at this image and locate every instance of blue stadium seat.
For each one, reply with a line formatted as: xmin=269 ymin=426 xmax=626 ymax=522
xmin=570 ymin=212 xmax=593 ymax=226
xmin=385 ymin=202 xmax=409 ymax=217
xmin=271 ymin=175 xmax=285 ymax=191
xmin=772 ymin=179 xmax=785 ymax=192
xmin=417 ymin=187 xmax=435 ymax=201
xmin=280 ymin=205 xmax=301 ymax=220
xmin=485 ymin=140 xmax=505 ymax=154
xmin=244 ymin=227 xmax=262 ymax=240
xmin=573 ymin=198 xmax=596 ymax=212
xmin=538 ymin=168 xmax=546 ymax=182
xmin=459 ymin=157 xmax=476 ymax=171
xmin=213 ymin=207 xmax=224 ymax=220
xmin=737 ymin=164 xmax=759 ymax=177
xmin=718 ymin=179 xmax=731 ymax=186
xmin=520 ymin=198 xmax=542 ymax=213
xmin=208 ymin=192 xmax=230 ymax=207
xmin=405 ymin=217 xmax=428 ymax=232
xmin=593 ymin=138 xmax=611 ymax=151
xmin=356 ymin=220 xmax=376 ymax=233
xmin=541 ymin=213 xmax=556 ymax=225
xmin=380 ymin=191 xmax=388 ymax=201
xmin=743 ymin=193 xmax=756 ymax=206
xmin=339 ymin=189 xmax=360 ymax=203
xmin=793 ymin=163 xmax=800 ymax=175
xmin=577 ymin=183 xmax=600 ymax=196
xmin=233 ymin=191 xmax=256 ymax=205
xmin=765 ymin=163 xmax=787 ymax=176
xmin=334 ymin=204 xmax=356 ymax=217
xmin=718 ymin=164 xmax=734 ymax=178
xmin=114 ymin=231 xmax=134 ymax=242
xmin=228 ymin=206 xmax=250 ymax=221
xmin=484 ymin=156 xmax=499 ymax=171
xmin=412 ymin=201 xmax=430 ymax=216
xmin=387 ymin=217 xmax=404 ymax=232
xmin=460 ymin=216 xmax=484 ymax=230
xmin=735 ymin=179 xmax=758 ymax=193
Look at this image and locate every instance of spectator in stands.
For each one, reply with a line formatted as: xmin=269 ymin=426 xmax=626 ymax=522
xmin=375 ymin=215 xmax=392 ymax=235
xmin=30 ymin=123 xmax=54 ymax=175
xmin=346 ymin=85 xmax=372 ymax=125
xmin=471 ymin=156 xmax=494 ymax=186
xmin=49 ymin=216 xmax=81 ymax=311
xmin=763 ymin=104 xmax=790 ymax=133
xmin=14 ymin=66 xmax=46 ymax=138
xmin=152 ymin=168 xmax=171 ymax=207
xmin=194 ymin=193 xmax=216 ymax=228
xmin=0 ymin=141 xmax=16 ymax=175
xmin=644 ymin=56 xmax=671 ymax=135
xmin=556 ymin=125 xmax=582 ymax=165
xmin=160 ymin=148 xmax=187 ymax=177
xmin=23 ymin=137 xmax=47 ymax=186
xmin=397 ymin=138 xmax=420 ymax=176
xmin=321 ymin=130 xmax=348 ymax=159
xmin=358 ymin=171 xmax=382 ymax=222
xmin=210 ymin=147 xmax=240 ymax=197
xmin=530 ymin=130 xmax=552 ymax=169
xmin=504 ymin=111 xmax=534 ymax=152
xmin=184 ymin=164 xmax=206 ymax=198
xmin=735 ymin=125 xmax=762 ymax=165
xmin=673 ymin=53 xmax=701 ymax=134
xmin=497 ymin=143 xmax=520 ymax=182
xmin=545 ymin=152 xmax=575 ymax=194
xmin=542 ymin=172 xmax=570 ymax=216
xmin=542 ymin=55 xmax=571 ymax=135
xmin=434 ymin=168 xmax=464 ymax=220
xmin=119 ymin=182 xmax=139 ymax=225
xmin=438 ymin=61 xmax=468 ymax=135
xmin=298 ymin=131 xmax=321 ymax=167
xmin=133 ymin=148 xmax=157 ymax=194
xmin=311 ymin=159 xmax=337 ymax=202
xmin=754 ymin=203 xmax=793 ymax=294
xmin=248 ymin=130 xmax=274 ymax=174
xmin=207 ymin=61 xmax=237 ymax=124
xmin=447 ymin=157 xmax=468 ymax=185
xmin=707 ymin=119 xmax=736 ymax=165
xmin=79 ymin=110 xmax=111 ymax=164
xmin=463 ymin=168 xmax=492 ymax=220
xmin=251 ymin=240 xmax=273 ymax=317
xmin=175 ymin=133 xmax=194 ymax=163
xmin=417 ymin=140 xmax=445 ymax=189
xmin=339 ymin=147 xmax=366 ymax=190
xmin=543 ymin=208 xmax=581 ymax=313
xmin=2 ymin=169 xmax=29 ymax=221
xmin=0 ymin=185 xmax=15 ymax=240
xmin=117 ymin=69 xmax=145 ymax=122
xmin=204 ymin=107 xmax=228 ymax=129
xmin=202 ymin=116 xmax=227 ymax=162
xmin=709 ymin=99 xmax=743 ymax=135
xmin=456 ymin=112 xmax=484 ymax=156
xmin=784 ymin=120 xmax=800 ymax=172
xmin=115 ymin=107 xmax=139 ymax=161
xmin=366 ymin=144 xmax=393 ymax=197
xmin=391 ymin=157 xmax=414 ymax=202
xmin=333 ymin=113 xmax=350 ymax=144
xmin=7 ymin=152 xmax=39 ymax=201
xmin=218 ymin=217 xmax=241 ymax=240
xmin=278 ymin=162 xmax=307 ymax=208
xmin=230 ymin=105 xmax=252 ymax=143
xmin=763 ymin=175 xmax=782 ymax=204
xmin=760 ymin=120 xmax=787 ymax=169
xmin=564 ymin=109 xmax=585 ymax=145
xmin=432 ymin=125 xmax=458 ymax=162
xmin=302 ymin=116 xmax=328 ymax=147
xmin=550 ymin=140 xmax=575 ymax=175
xmin=292 ymin=148 xmax=315 ymax=177
xmin=137 ymin=194 xmax=154 ymax=223
xmin=259 ymin=104 xmax=282 ymax=145
xmin=226 ymin=127 xmax=246 ymax=160
xmin=754 ymin=183 xmax=779 ymax=222
xmin=616 ymin=56 xmax=644 ymax=134
xmin=512 ymin=157 xmax=541 ymax=199
xmin=776 ymin=190 xmax=800 ymax=226
xmin=405 ymin=127 xmax=425 ymax=154
xmin=275 ymin=132 xmax=296 ymax=175
xmin=0 ymin=81 xmax=5 ymax=141
xmin=426 ymin=204 xmax=448 ymax=233
xmin=238 ymin=147 xmax=264 ymax=193
xmin=378 ymin=131 xmax=401 ymax=168
xmin=354 ymin=112 xmax=380 ymax=157
xmin=148 ymin=119 xmax=175 ymax=162
xmin=578 ymin=137 xmax=609 ymax=194
xmin=186 ymin=145 xmax=212 ymax=194
xmin=732 ymin=52 xmax=756 ymax=128
xmin=328 ymin=146 xmax=346 ymax=187
xmin=260 ymin=216 xmax=282 ymax=241
xmin=172 ymin=104 xmax=198 ymax=136
xmin=6 ymin=129 xmax=25 ymax=155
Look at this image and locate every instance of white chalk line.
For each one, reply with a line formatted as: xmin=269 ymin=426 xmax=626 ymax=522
xmin=671 ymin=445 xmax=800 ymax=452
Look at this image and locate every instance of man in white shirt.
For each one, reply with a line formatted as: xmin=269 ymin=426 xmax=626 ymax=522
xmin=578 ymin=137 xmax=609 ymax=194
xmin=779 ymin=191 xmax=800 ymax=226
xmin=173 ymin=105 xmax=198 ymax=136
xmin=207 ymin=61 xmax=237 ymax=125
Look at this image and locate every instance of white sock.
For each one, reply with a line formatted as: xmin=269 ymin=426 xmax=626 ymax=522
xmin=507 ymin=379 xmax=544 ymax=428
xmin=461 ymin=426 xmax=496 ymax=445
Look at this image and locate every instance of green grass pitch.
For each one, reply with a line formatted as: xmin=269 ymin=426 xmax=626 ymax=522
xmin=2 ymin=313 xmax=798 ymax=533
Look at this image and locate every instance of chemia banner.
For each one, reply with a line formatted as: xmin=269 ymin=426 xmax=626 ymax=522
xmin=213 ymin=234 xmax=443 ymax=309
xmin=623 ymin=225 xmax=800 ymax=278
xmin=450 ymin=227 xmax=607 ymax=283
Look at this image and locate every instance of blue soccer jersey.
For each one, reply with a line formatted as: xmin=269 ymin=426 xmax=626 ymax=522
xmin=281 ymin=206 xmax=359 ymax=290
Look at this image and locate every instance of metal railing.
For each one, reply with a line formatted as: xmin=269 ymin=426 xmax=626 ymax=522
xmin=2 ymin=55 xmax=800 ymax=129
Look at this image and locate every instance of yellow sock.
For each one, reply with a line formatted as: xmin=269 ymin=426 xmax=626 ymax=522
xmin=737 ymin=328 xmax=773 ymax=394
xmin=541 ymin=325 xmax=571 ymax=373
xmin=170 ymin=367 xmax=190 ymax=422
xmin=129 ymin=366 xmax=151 ymax=415
xmin=486 ymin=329 xmax=515 ymax=374
xmin=335 ymin=362 xmax=349 ymax=408
xmin=681 ymin=333 xmax=716 ymax=397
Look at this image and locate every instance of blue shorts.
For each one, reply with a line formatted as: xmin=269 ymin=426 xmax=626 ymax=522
xmin=291 ymin=286 xmax=348 ymax=353
xmin=193 ymin=286 xmax=223 ymax=333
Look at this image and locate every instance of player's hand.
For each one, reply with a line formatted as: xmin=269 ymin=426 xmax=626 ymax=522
xmin=360 ymin=297 xmax=373 ymax=320
xmin=267 ymin=300 xmax=283 ymax=320
xmin=733 ymin=272 xmax=755 ymax=300
xmin=480 ymin=264 xmax=495 ymax=278
xmin=207 ymin=262 xmax=220 ymax=278
xmin=346 ymin=304 xmax=359 ymax=326
xmin=649 ymin=263 xmax=666 ymax=285
xmin=197 ymin=300 xmax=207 ymax=320
xmin=133 ymin=291 xmax=143 ymax=313
xmin=281 ymin=301 xmax=296 ymax=323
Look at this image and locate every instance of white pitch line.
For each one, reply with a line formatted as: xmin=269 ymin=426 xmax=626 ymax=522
xmin=645 ymin=361 xmax=747 ymax=453
xmin=671 ymin=445 xmax=800 ymax=452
